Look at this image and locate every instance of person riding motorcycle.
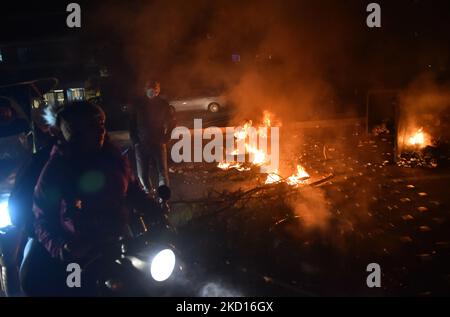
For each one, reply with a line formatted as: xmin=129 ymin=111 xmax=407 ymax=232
xmin=19 ymin=100 xmax=164 ymax=296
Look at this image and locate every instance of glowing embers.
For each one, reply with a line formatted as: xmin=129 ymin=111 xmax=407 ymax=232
xmin=217 ymin=162 xmax=251 ymax=172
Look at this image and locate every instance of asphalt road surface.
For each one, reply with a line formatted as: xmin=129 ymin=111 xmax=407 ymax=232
xmin=2 ymin=116 xmax=449 ymax=296
xmin=162 ymin=122 xmax=450 ymax=296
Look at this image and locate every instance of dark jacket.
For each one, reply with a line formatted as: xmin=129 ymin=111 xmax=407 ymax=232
xmin=129 ymin=95 xmax=176 ymax=146
xmin=32 ymin=138 xmax=160 ymax=259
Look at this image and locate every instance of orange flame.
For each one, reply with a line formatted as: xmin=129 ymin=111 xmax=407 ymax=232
xmin=245 ymin=144 xmax=267 ymax=165
xmin=408 ymin=128 xmax=425 ymax=146
xmin=217 ymin=161 xmax=251 ymax=171
xmin=263 ymin=111 xmax=272 ymax=127
xmin=286 ymin=164 xmax=310 ymax=186
xmin=217 ymin=162 xmax=232 ymax=169
xmin=234 ymin=120 xmax=253 ymax=140
xmin=264 ymin=164 xmax=310 ymax=186
xmin=265 ymin=171 xmax=282 ymax=184
xmin=219 ymin=111 xmax=311 ymax=187
xmin=405 ymin=127 xmax=431 ymax=149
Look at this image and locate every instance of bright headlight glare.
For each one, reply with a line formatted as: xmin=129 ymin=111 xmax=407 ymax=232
xmin=150 ymin=249 xmax=176 ymax=282
xmin=0 ymin=198 xmax=12 ymax=229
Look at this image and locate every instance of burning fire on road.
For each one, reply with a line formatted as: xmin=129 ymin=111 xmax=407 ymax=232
xmin=217 ymin=111 xmax=311 ymax=186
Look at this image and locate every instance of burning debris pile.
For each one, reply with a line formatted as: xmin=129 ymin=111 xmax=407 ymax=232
xmin=170 ymin=169 xmax=334 ymax=230
xmin=217 ymin=111 xmax=274 ymax=173
xmin=168 ymin=110 xmax=335 ymax=231
xmin=397 ymin=126 xmax=450 ymax=168
xmin=216 ymin=111 xmax=315 ymax=187
xmin=397 ymin=127 xmax=439 ymax=168
xmin=396 ymin=75 xmax=450 ymax=168
xmin=265 ymin=164 xmax=310 ymax=186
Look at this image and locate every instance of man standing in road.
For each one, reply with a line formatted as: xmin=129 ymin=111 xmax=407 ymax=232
xmin=129 ymin=80 xmax=175 ymax=197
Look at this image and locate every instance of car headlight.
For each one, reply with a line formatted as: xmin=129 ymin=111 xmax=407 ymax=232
xmin=0 ymin=195 xmax=12 ymax=229
xmin=150 ymin=249 xmax=176 ymax=282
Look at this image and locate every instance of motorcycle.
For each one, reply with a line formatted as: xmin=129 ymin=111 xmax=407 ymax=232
xmin=1 ymin=183 xmax=193 ymax=297
xmin=70 ymin=190 xmax=195 ymax=297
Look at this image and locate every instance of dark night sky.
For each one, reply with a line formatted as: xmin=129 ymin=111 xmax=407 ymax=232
xmin=1 ymin=1 xmax=448 ymax=63
xmin=1 ymin=1 xmax=449 ymax=41
xmin=1 ymin=0 xmax=450 ymax=99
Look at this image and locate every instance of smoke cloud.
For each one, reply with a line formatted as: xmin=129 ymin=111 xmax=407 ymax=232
xmin=199 ymin=281 xmax=242 ymax=297
xmin=87 ymin=0 xmax=370 ymax=120
xmin=289 ymin=186 xmax=331 ymax=231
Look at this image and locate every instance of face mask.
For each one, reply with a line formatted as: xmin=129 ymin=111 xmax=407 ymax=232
xmin=146 ymin=88 xmax=155 ymax=98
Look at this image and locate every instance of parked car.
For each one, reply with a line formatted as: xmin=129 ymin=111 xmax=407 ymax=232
xmin=169 ymin=95 xmax=227 ymax=113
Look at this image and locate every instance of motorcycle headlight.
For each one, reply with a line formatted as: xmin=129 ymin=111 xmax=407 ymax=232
xmin=150 ymin=249 xmax=176 ymax=282
xmin=0 ymin=195 xmax=12 ymax=229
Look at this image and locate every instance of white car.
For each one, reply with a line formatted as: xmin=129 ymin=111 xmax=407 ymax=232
xmin=169 ymin=95 xmax=226 ymax=113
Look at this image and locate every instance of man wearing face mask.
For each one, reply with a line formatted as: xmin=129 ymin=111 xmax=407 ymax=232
xmin=19 ymin=101 xmax=163 ymax=296
xmin=129 ymin=80 xmax=176 ymax=197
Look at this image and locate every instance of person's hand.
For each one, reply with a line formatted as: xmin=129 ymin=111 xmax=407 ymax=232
xmin=59 ymin=240 xmax=95 ymax=262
